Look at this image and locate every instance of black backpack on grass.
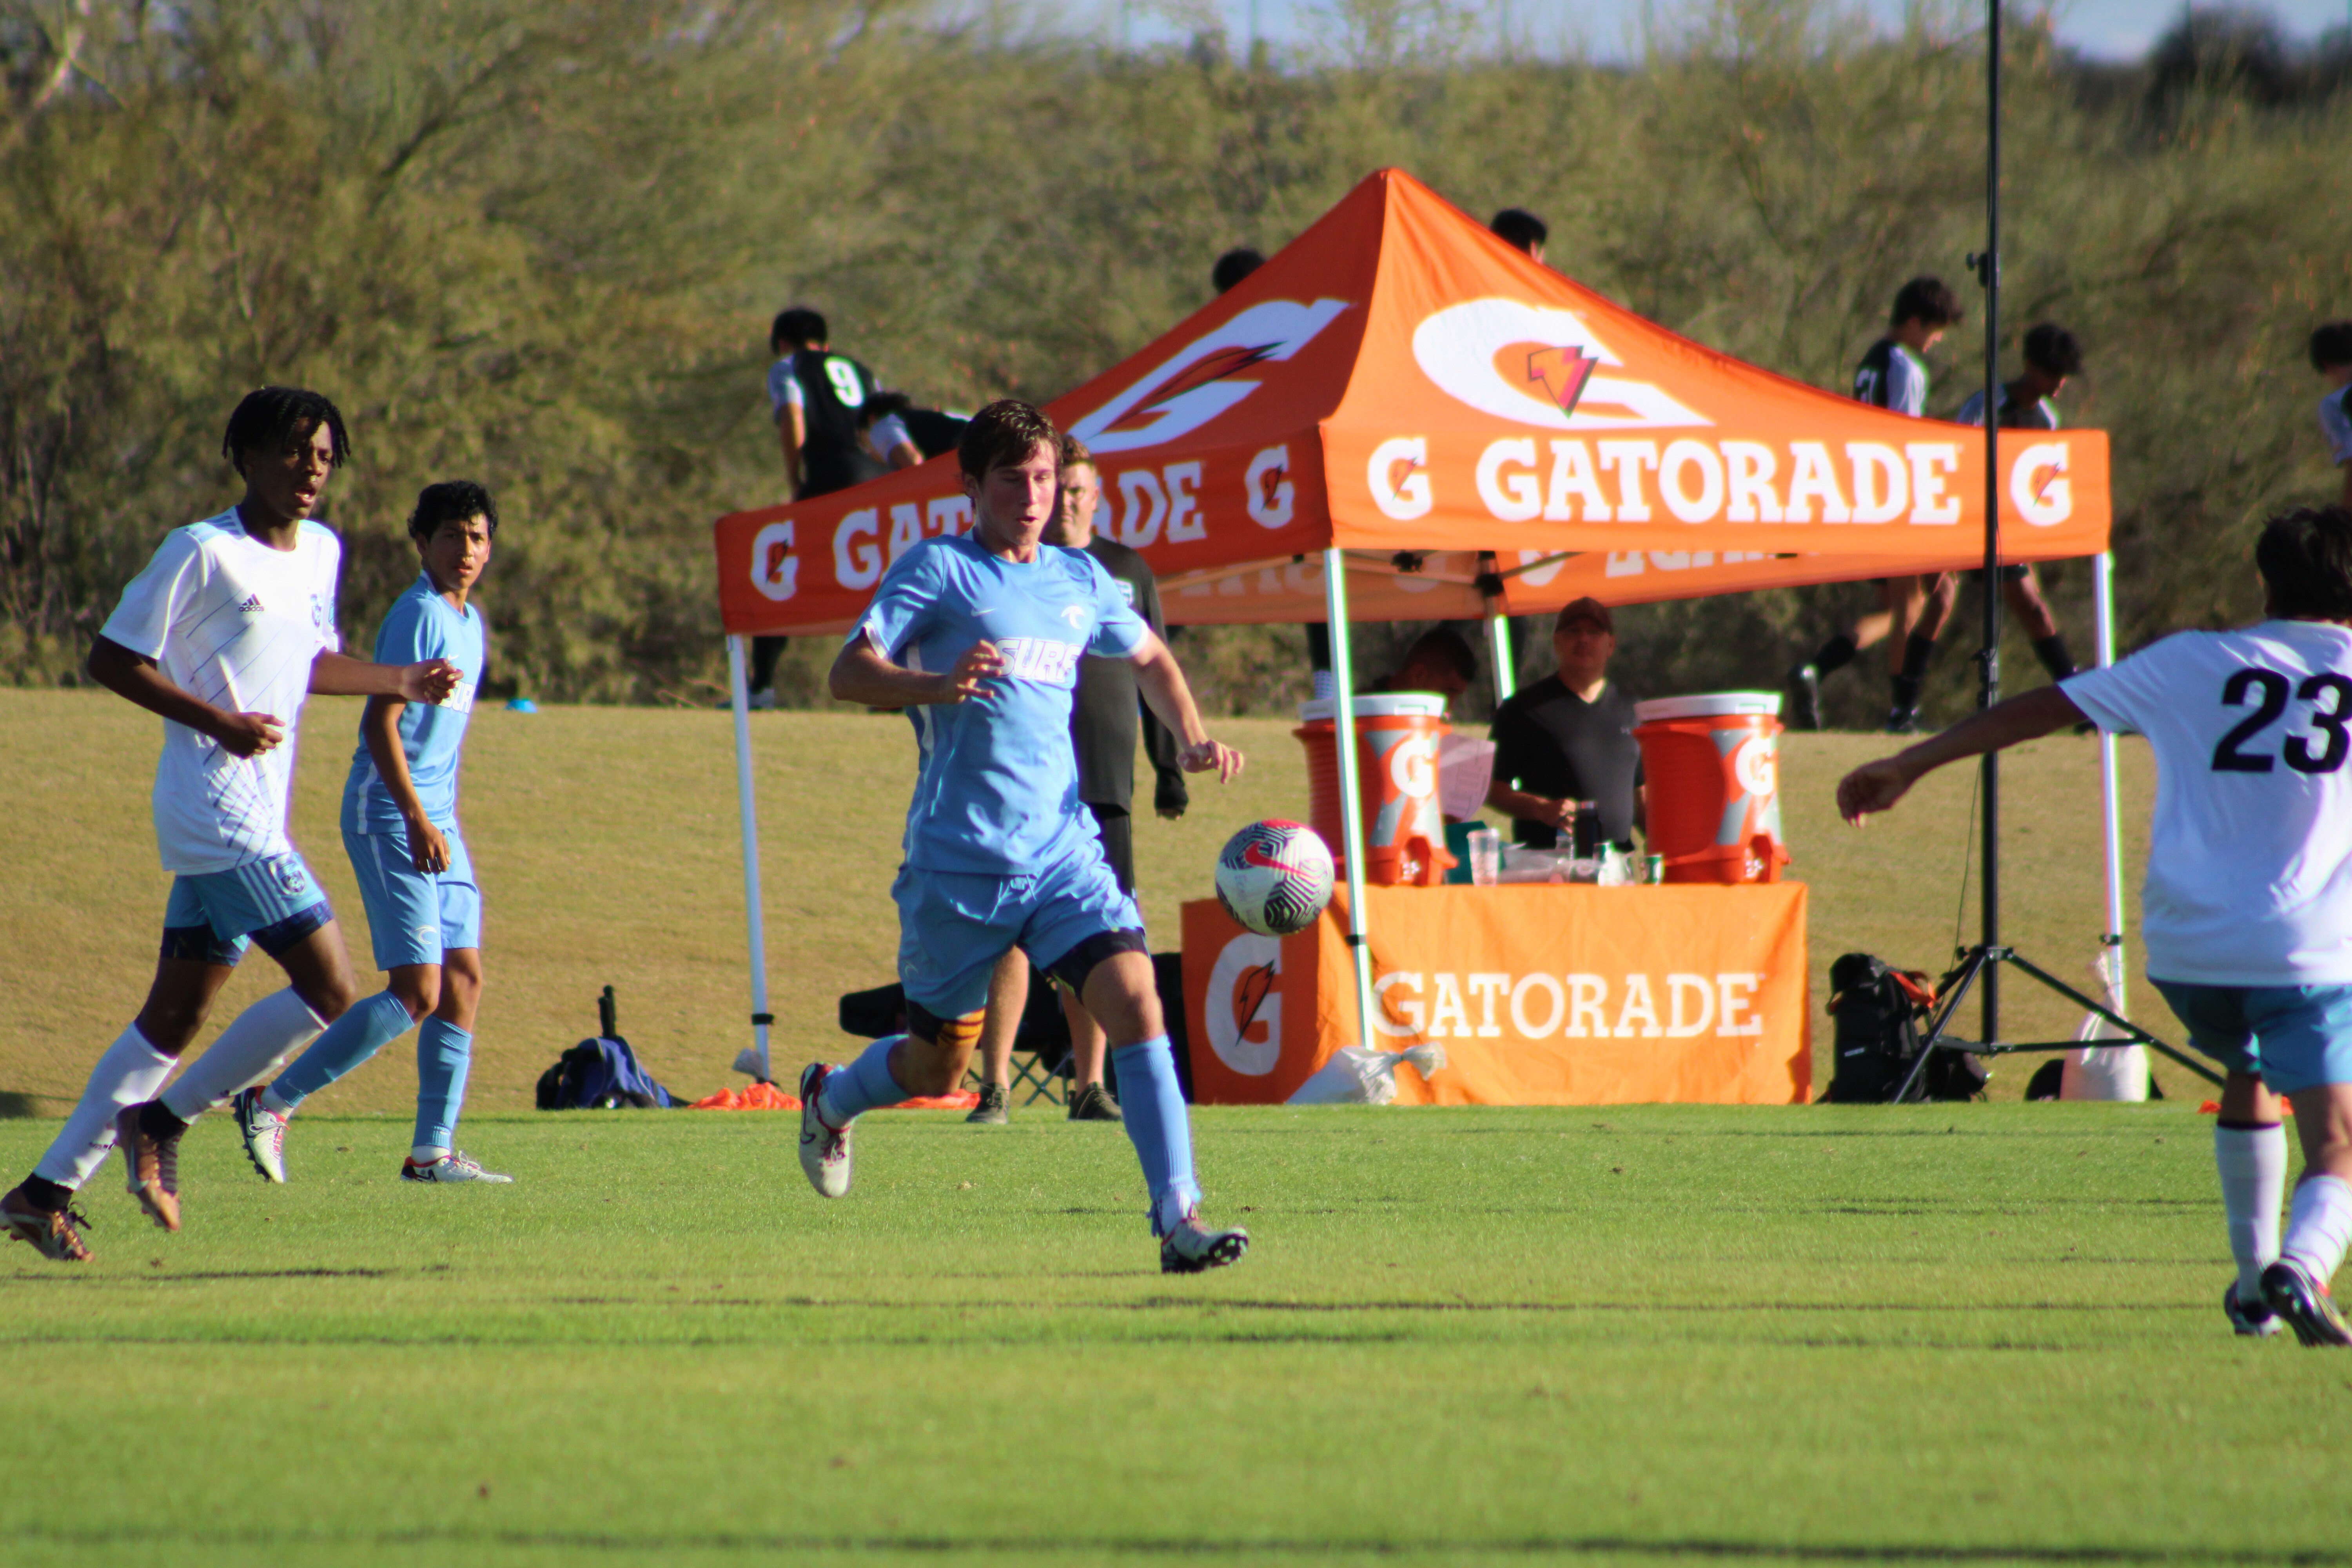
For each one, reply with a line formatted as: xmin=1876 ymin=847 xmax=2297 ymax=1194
xmin=1825 ymin=953 xmax=1987 ymax=1103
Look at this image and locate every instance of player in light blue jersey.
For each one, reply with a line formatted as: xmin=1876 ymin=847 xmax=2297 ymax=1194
xmin=802 ymin=399 xmax=1251 ymax=1274
xmin=233 ymin=481 xmax=512 ymax=1186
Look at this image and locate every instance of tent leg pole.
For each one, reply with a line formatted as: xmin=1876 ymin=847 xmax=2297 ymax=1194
xmin=1323 ymin=550 xmax=1377 ymax=1050
xmin=1485 ymin=612 xmax=1517 ymax=704
xmin=727 ymin=634 xmax=774 ymax=1082
xmin=2093 ymin=552 xmax=2127 ymax=1014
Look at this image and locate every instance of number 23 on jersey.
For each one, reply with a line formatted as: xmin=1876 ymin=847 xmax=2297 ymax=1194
xmin=2213 ymin=669 xmax=2352 ymax=774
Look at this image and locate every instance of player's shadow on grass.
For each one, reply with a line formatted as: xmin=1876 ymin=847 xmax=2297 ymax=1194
xmin=0 ymin=1091 xmax=43 ymax=1118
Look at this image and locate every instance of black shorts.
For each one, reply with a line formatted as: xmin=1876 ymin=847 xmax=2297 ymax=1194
xmin=1087 ymin=803 xmax=1135 ymax=895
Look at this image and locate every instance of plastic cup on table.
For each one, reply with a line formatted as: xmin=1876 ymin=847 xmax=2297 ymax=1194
xmin=1467 ymin=828 xmax=1501 ymax=887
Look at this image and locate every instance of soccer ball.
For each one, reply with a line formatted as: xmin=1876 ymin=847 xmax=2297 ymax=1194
xmin=1215 ymin=820 xmax=1335 ymax=938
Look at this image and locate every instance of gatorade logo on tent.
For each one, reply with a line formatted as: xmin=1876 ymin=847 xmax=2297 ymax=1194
xmin=1412 ymin=298 xmax=1709 ymax=431
xmin=1071 ymin=298 xmax=1352 ymax=456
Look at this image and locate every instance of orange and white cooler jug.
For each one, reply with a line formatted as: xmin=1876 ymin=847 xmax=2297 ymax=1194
xmin=1294 ymin=694 xmax=1454 ymax=886
xmin=1632 ymin=693 xmax=1789 ymax=884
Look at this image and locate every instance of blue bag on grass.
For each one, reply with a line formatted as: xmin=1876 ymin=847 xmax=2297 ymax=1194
xmin=535 ymin=1034 xmax=678 ymax=1110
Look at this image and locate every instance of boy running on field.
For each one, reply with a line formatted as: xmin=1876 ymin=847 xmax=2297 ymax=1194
xmin=1838 ymin=505 xmax=2352 ymax=1345
xmin=1897 ymin=321 xmax=2087 ymax=695
xmin=235 ymin=481 xmax=510 ymax=1186
xmin=1785 ymin=276 xmax=1962 ymax=733
xmin=806 ymin=399 xmax=1251 ymax=1273
xmin=0 ymin=388 xmax=460 ymax=1261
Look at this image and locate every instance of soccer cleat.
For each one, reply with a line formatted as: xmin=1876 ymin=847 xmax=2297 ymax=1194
xmin=1067 ymin=1082 xmax=1123 ymax=1123
xmin=1884 ymin=706 xmax=1921 ymax=736
xmin=2261 ymin=1258 xmax=2352 ymax=1347
xmin=966 ymin=1082 xmax=1009 ymax=1125
xmin=2224 ymin=1281 xmax=2283 ymax=1338
xmin=2 ymin=1185 xmax=93 ymax=1263
xmin=116 ymin=1103 xmax=181 ymax=1232
xmin=1159 ymin=1209 xmax=1250 ymax=1275
xmin=232 ymin=1087 xmax=289 ymax=1184
xmin=1783 ymin=662 xmax=1823 ymax=731
xmin=399 ymin=1151 xmax=514 ymax=1184
xmin=798 ymin=1063 xmax=854 ymax=1198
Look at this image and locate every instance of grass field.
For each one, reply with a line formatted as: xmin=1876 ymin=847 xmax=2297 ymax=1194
xmin=1 ymin=692 xmax=2330 ymax=1568
xmin=0 ymin=689 xmax=2172 ymax=1114
xmin=3 ymin=1103 xmax=2343 ymax=1566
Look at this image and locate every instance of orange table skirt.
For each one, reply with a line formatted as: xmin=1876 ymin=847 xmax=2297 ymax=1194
xmin=1181 ymin=883 xmax=1810 ymax=1106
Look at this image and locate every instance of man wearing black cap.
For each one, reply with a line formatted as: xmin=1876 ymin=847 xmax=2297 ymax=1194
xmin=1485 ymin=598 xmax=1644 ymax=849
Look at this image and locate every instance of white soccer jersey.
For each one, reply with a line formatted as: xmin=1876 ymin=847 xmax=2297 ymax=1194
xmin=99 ymin=512 xmax=343 ymax=875
xmin=2318 ymin=386 xmax=2352 ymax=466
xmin=2062 ymin=620 xmax=2352 ymax=986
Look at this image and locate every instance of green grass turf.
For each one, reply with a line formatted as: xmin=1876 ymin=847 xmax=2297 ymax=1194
xmin=3 ymin=1103 xmax=2345 ymax=1567
xmin=0 ymin=690 xmax=2173 ymax=1110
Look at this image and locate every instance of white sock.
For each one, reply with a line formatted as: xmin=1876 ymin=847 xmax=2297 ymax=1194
xmin=260 ymin=1085 xmax=297 ymax=1117
xmin=2215 ymin=1122 xmax=2288 ymax=1301
xmin=159 ymin=990 xmax=327 ymax=1123
xmin=2283 ymin=1174 xmax=2352 ymax=1285
xmin=32 ymin=1025 xmax=177 ymax=1191
xmin=411 ymin=1144 xmax=448 ymax=1165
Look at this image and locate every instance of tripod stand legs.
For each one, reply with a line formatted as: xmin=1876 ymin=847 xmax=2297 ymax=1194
xmin=1892 ymin=945 xmax=2223 ymax=1103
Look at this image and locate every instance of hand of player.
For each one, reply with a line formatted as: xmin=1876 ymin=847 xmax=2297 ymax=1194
xmin=935 ymin=641 xmax=1006 ymax=704
xmin=211 ymin=711 xmax=285 ymax=758
xmin=1836 ymin=757 xmax=1916 ymax=823
xmin=1179 ymin=740 xmax=1243 ymax=782
xmin=405 ymin=814 xmax=452 ymax=874
xmin=403 ymin=659 xmax=462 ymax=705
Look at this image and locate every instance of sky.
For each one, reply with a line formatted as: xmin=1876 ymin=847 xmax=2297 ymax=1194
xmin=1102 ymin=0 xmax=2352 ymax=64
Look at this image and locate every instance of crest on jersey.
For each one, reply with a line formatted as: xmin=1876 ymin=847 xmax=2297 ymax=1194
xmin=1069 ymin=298 xmax=1352 ymax=456
xmin=1412 ymin=298 xmax=1710 ymax=431
xmin=1060 ymin=604 xmax=1087 ymax=630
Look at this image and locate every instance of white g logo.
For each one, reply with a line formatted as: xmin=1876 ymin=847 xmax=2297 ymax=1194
xmin=750 ymin=521 xmax=799 ymax=602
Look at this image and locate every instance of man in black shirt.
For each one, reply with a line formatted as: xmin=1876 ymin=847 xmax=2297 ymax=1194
xmin=745 ymin=307 xmax=889 ymax=707
xmin=1485 ymin=598 xmax=1644 ymax=848
xmin=967 ymin=434 xmax=1187 ymax=1124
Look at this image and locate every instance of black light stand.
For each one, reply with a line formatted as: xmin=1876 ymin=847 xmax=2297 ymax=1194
xmin=1897 ymin=0 xmax=2219 ymax=1100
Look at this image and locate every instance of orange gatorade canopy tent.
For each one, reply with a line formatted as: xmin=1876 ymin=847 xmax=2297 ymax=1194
xmin=709 ymin=167 xmax=2116 ymax=1084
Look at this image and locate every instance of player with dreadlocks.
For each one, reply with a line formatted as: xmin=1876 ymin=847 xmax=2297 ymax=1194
xmin=0 ymin=387 xmax=461 ymax=1261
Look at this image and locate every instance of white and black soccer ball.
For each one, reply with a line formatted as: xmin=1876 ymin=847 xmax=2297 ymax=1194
xmin=1214 ymin=820 xmax=1336 ymax=938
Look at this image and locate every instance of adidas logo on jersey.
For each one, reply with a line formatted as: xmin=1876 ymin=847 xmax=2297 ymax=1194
xmin=237 ymin=594 xmax=265 ymax=613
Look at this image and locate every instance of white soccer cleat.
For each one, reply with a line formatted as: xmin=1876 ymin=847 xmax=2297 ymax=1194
xmin=1159 ymin=1207 xmax=1249 ymax=1275
xmin=797 ymin=1063 xmax=854 ymax=1198
xmin=399 ymin=1151 xmax=514 ymax=1184
xmin=232 ymin=1088 xmax=289 ymax=1184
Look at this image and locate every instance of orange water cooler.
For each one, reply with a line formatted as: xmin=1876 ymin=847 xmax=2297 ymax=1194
xmin=1294 ymin=694 xmax=1455 ymax=886
xmin=1632 ymin=693 xmax=1789 ymax=884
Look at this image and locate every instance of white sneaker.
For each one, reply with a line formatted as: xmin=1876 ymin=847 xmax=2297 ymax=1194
xmin=400 ymin=1151 xmax=514 ymax=1184
xmin=232 ymin=1088 xmax=288 ymax=1184
xmin=797 ymin=1063 xmax=853 ymax=1198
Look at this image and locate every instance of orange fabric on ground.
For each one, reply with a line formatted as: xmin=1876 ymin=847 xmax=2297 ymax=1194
xmin=1181 ymin=884 xmax=1809 ymax=1106
xmin=690 ymin=1082 xmax=802 ymax=1111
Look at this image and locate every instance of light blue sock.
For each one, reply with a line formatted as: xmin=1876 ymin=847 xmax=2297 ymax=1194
xmin=816 ymin=1034 xmax=907 ymax=1127
xmin=414 ymin=1018 xmax=473 ymax=1152
xmin=1111 ymin=1035 xmax=1200 ymax=1234
xmin=269 ymin=992 xmax=417 ymax=1109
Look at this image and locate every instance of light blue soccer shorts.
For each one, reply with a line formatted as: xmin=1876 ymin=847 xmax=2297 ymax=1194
xmin=345 ymin=822 xmax=483 ymax=972
xmin=2152 ymin=980 xmax=2352 ymax=1096
xmin=159 ymin=851 xmax=334 ymax=965
xmin=893 ymin=840 xmax=1142 ymax=1019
